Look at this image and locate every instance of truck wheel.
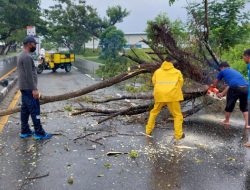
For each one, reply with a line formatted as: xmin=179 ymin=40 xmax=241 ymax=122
xmin=37 ymin=64 xmax=44 ymax=74
xmin=65 ymin=64 xmax=71 ymax=72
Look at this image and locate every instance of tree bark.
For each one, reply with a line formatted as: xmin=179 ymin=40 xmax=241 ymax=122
xmin=90 ymin=94 xmax=153 ymax=103
xmin=72 ymin=101 xmax=209 ymax=124
xmin=3 ymin=44 xmax=11 ymax=55
xmin=204 ymin=0 xmax=209 ymax=42
xmin=0 ymin=68 xmax=149 ymax=117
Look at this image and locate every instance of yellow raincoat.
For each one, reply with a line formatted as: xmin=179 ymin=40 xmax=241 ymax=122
xmin=146 ymin=61 xmax=184 ymax=140
xmin=152 ymin=61 xmax=184 ymax=102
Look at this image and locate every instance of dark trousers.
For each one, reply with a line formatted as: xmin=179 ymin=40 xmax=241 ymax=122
xmin=20 ymin=90 xmax=45 ymax=135
xmin=225 ymin=87 xmax=248 ymax=113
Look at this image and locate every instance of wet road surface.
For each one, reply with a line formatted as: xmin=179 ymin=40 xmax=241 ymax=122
xmin=0 ymin=68 xmax=250 ymax=190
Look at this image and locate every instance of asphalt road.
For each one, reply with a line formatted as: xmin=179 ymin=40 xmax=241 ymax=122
xmin=0 ymin=67 xmax=250 ymax=190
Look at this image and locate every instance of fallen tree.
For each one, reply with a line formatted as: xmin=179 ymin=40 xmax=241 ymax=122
xmin=0 ymin=67 xmax=208 ymax=117
xmin=0 ymin=68 xmax=147 ymax=116
xmin=71 ymin=90 xmax=209 ymax=124
xmin=72 ymin=103 xmax=204 ymax=124
xmin=0 ymin=20 xmax=217 ymax=122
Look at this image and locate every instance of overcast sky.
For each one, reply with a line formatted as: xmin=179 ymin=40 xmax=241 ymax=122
xmin=41 ymin=0 xmax=249 ymax=34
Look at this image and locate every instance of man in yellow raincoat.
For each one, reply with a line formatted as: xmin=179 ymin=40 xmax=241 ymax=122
xmin=146 ymin=59 xmax=185 ymax=141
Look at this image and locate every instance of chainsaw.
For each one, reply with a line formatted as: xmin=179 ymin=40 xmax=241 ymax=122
xmin=207 ymin=86 xmax=222 ymax=100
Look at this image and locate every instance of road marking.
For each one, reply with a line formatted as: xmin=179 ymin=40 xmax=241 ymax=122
xmin=0 ymin=90 xmax=21 ymax=132
xmin=85 ymin=74 xmax=95 ymax=81
xmin=0 ymin=67 xmax=17 ymax=81
xmin=73 ymin=66 xmax=78 ymax=70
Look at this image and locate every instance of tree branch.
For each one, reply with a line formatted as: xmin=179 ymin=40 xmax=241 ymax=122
xmin=0 ymin=67 xmax=149 ymax=117
xmin=141 ymin=39 xmax=165 ymax=62
xmin=122 ymin=54 xmax=148 ymax=65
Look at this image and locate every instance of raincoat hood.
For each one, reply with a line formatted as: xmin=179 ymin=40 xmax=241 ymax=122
xmin=160 ymin=61 xmax=174 ymax=70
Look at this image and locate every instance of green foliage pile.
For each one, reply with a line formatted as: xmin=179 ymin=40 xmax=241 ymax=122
xmin=96 ymin=57 xmax=129 ymax=79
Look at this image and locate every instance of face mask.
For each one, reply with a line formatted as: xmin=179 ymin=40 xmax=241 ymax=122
xmin=30 ymin=46 xmax=36 ymax=52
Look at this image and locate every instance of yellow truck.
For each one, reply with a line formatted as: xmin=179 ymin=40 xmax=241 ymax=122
xmin=37 ymin=53 xmax=75 ymax=74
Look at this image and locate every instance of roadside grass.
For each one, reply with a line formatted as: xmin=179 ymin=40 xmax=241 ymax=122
xmin=76 ymin=54 xmax=105 ymax=65
xmin=82 ymin=48 xmax=101 ymax=57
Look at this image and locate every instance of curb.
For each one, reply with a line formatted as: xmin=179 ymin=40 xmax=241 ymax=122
xmin=74 ymin=58 xmax=100 ymax=77
xmin=0 ymin=77 xmax=18 ymax=103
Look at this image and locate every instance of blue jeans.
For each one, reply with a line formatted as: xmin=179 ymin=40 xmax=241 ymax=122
xmin=20 ymin=90 xmax=45 ymax=135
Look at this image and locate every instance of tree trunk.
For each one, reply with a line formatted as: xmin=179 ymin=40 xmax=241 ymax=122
xmin=204 ymin=0 xmax=209 ymax=42
xmin=0 ymin=68 xmax=149 ymax=116
xmin=0 ymin=63 xmax=208 ymax=117
xmin=3 ymin=44 xmax=11 ymax=55
xmin=0 ymin=45 xmax=6 ymax=55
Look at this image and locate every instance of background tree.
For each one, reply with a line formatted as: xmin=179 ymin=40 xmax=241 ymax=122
xmin=99 ymin=26 xmax=126 ymax=60
xmin=44 ymin=0 xmax=101 ymax=53
xmin=0 ymin=0 xmax=44 ymax=55
xmin=187 ymin=0 xmax=250 ymax=51
xmin=97 ymin=26 xmax=127 ymax=78
xmin=45 ymin=1 xmax=129 ymax=53
xmin=169 ymin=0 xmax=177 ymax=5
xmin=104 ymin=6 xmax=129 ymax=26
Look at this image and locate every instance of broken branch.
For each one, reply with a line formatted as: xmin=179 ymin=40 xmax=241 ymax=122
xmin=0 ymin=68 xmax=149 ymax=116
xmin=26 ymin=172 xmax=50 ymax=180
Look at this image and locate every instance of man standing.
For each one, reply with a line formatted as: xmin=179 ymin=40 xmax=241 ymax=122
xmin=212 ymin=62 xmax=249 ymax=128
xmin=243 ymin=49 xmax=250 ymax=125
xmin=17 ymin=36 xmax=52 ymax=140
xmin=146 ymin=58 xmax=185 ymax=142
xmin=243 ymin=49 xmax=250 ymax=147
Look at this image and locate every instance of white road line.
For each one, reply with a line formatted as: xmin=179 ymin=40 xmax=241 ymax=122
xmin=73 ymin=66 xmax=95 ymax=81
xmin=85 ymin=74 xmax=95 ymax=81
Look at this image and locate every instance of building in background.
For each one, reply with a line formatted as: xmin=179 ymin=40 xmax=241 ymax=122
xmin=85 ymin=33 xmax=149 ymax=49
xmin=124 ymin=33 xmax=148 ymax=49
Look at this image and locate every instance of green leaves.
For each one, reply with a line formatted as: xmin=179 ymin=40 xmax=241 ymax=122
xmin=129 ymin=150 xmax=139 ymax=159
xmin=187 ymin=0 xmax=250 ymax=50
xmin=45 ymin=1 xmax=129 ymax=53
xmin=103 ymin=163 xmax=112 ymax=169
xmin=221 ymin=43 xmax=250 ymax=77
xmin=44 ymin=0 xmax=98 ymax=53
xmin=99 ymin=26 xmax=126 ymax=60
xmin=106 ymin=6 xmax=129 ymax=26
xmin=146 ymin=13 xmax=188 ymax=48
xmin=0 ymin=0 xmax=42 ymax=42
xmin=168 ymin=0 xmax=177 ymax=6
